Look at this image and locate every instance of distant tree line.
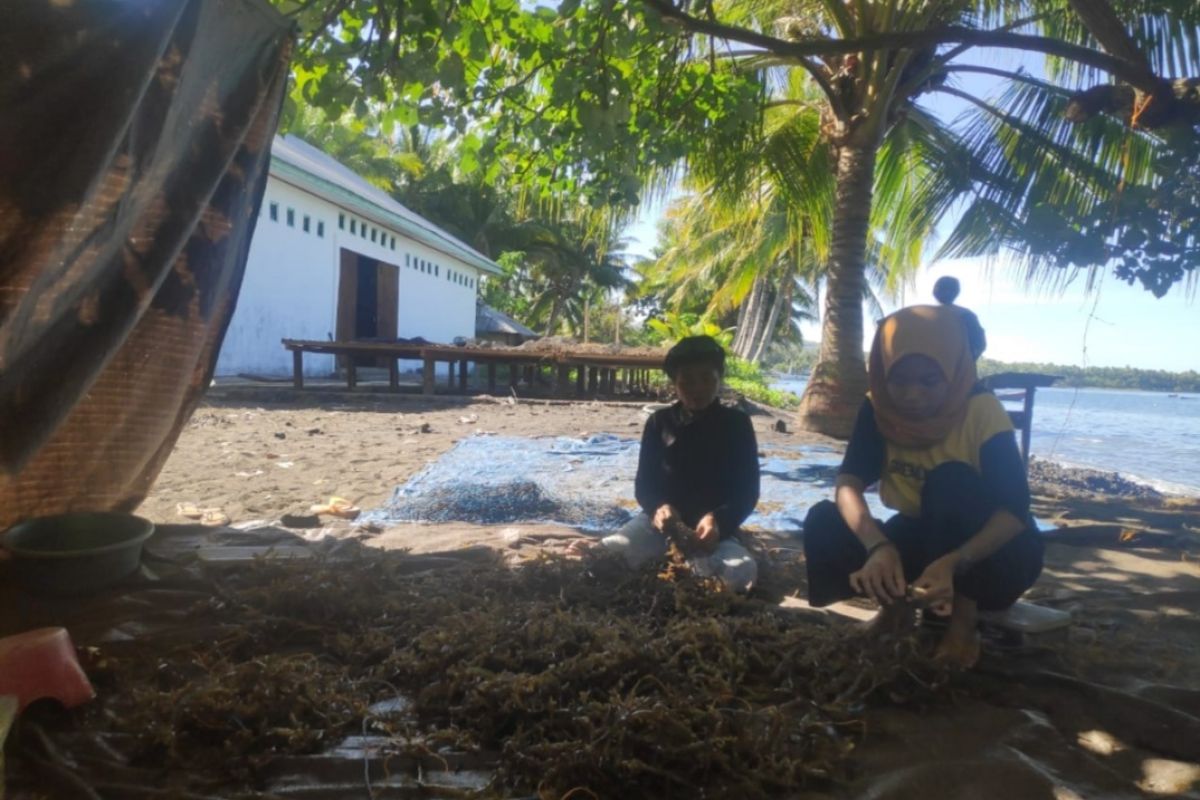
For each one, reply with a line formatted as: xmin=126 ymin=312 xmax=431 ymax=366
xmin=978 ymin=359 xmax=1200 ymax=393
xmin=765 ymin=348 xmax=1199 ymax=393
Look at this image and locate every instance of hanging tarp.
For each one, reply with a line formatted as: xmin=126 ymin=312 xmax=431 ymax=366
xmin=0 ymin=0 xmax=292 ymax=529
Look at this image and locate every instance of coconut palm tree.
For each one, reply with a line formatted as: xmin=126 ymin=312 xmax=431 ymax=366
xmin=637 ymin=0 xmax=1200 ymax=435
xmin=504 ymin=219 xmax=632 ymax=336
xmin=641 ymin=72 xmax=948 ymax=365
xmin=284 ymin=0 xmax=1200 ymax=433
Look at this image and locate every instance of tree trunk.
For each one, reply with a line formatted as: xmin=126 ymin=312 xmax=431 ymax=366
xmin=733 ymin=273 xmax=768 ymax=360
xmin=749 ymin=284 xmax=783 ymax=364
xmin=544 ymin=297 xmax=563 ymax=338
xmin=750 ymin=272 xmax=792 ymax=364
xmin=797 ymin=144 xmax=877 ymax=438
xmin=731 ymin=293 xmax=753 ymax=355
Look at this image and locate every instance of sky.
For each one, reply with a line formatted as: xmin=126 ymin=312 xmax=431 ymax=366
xmin=624 ymin=192 xmax=1199 ymax=375
xmin=619 ymin=49 xmax=1200 ymax=373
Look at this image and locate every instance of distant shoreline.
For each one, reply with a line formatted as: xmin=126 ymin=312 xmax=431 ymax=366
xmin=769 ymin=371 xmax=1199 ymax=396
xmin=765 ymin=374 xmax=1199 ymax=499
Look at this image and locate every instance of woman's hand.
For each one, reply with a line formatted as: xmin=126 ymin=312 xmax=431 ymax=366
xmin=912 ymin=552 xmax=961 ymax=615
xmin=694 ymin=513 xmax=721 ymax=554
xmin=850 ymin=542 xmax=906 ymax=605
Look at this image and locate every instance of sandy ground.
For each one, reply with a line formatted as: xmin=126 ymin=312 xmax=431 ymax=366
xmin=140 ymin=384 xmax=1200 ymax=693
xmin=127 ymin=385 xmax=1200 ymax=796
xmin=139 ymin=384 xmax=832 ymax=527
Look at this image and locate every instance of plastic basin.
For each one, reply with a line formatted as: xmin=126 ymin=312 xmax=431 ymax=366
xmin=1 ymin=512 xmax=155 ymax=594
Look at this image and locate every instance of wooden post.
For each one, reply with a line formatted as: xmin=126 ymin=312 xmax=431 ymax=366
xmin=459 ymin=359 xmax=469 ymax=393
xmin=487 ymin=362 xmax=497 ymax=393
xmin=1021 ymin=388 xmax=1036 ymax=469
xmin=556 ymin=364 xmax=571 ymax=396
xmin=524 ymin=365 xmax=534 ymax=387
xmin=346 ymin=361 xmax=357 ymax=390
xmin=422 ymin=356 xmax=436 ymax=395
xmin=292 ymin=349 xmax=304 ymax=390
xmin=509 ymin=363 xmax=519 ymax=390
xmin=388 ymin=359 xmax=399 ymax=392
xmin=447 ymin=360 xmax=456 ymax=391
xmin=588 ymin=366 xmax=598 ymax=394
xmin=575 ymin=365 xmax=585 ymax=397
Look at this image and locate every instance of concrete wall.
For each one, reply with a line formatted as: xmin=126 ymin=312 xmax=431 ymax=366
xmin=216 ymin=176 xmax=484 ymax=377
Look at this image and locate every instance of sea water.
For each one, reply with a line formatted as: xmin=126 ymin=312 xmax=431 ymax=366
xmin=772 ymin=377 xmax=1200 ymax=496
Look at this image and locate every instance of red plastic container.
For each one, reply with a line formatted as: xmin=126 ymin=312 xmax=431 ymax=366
xmin=0 ymin=627 xmax=95 ymax=711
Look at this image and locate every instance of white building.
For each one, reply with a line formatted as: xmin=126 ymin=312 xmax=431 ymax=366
xmin=216 ymin=135 xmax=501 ymax=378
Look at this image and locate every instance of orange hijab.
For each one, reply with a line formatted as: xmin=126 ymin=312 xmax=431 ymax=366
xmin=867 ymin=305 xmax=978 ymax=448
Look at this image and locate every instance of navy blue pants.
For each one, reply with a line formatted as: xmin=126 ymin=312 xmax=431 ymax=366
xmin=803 ymin=462 xmax=1043 ymax=612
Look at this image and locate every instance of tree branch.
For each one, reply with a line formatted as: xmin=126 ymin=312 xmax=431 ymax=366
xmin=918 ymin=12 xmax=1057 ymax=85
xmin=1065 ymin=0 xmax=1159 ymax=91
xmin=671 ymin=13 xmax=842 ymax=111
xmin=639 ymin=0 xmax=1150 ymax=88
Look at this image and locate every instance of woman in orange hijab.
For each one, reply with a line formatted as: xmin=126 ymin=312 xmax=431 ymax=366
xmin=803 ymin=305 xmax=1043 ymax=668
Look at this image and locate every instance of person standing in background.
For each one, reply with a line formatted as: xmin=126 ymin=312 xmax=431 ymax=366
xmin=933 ymin=276 xmax=987 ymax=360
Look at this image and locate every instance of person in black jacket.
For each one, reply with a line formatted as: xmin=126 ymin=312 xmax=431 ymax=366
xmin=599 ymin=336 xmax=761 ymax=592
xmin=802 ymin=305 xmax=1042 ymax=668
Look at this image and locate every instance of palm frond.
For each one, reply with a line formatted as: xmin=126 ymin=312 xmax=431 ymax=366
xmin=933 ymin=75 xmax=1180 ymax=291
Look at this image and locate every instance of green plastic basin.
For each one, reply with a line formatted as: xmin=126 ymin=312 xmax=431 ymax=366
xmin=1 ymin=512 xmax=155 ymax=594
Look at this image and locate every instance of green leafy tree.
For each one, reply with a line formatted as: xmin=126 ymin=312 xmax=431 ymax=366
xmin=277 ymin=0 xmax=1200 ymax=435
xmin=283 ymin=99 xmax=427 ymax=192
xmin=644 ymin=311 xmax=734 ymax=347
xmin=978 ymin=359 xmax=1200 ymax=392
xmin=500 ymin=219 xmax=632 ymax=336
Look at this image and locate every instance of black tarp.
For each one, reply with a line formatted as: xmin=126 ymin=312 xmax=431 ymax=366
xmin=0 ymin=0 xmax=292 ymax=529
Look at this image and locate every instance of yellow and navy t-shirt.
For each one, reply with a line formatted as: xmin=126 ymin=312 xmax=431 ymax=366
xmin=839 ymin=390 xmax=1030 ymax=520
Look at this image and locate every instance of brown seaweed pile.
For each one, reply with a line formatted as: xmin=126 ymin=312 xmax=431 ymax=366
xmin=14 ymin=552 xmax=946 ymax=799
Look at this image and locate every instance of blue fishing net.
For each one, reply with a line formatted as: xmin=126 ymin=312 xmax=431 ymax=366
xmin=363 ymin=433 xmax=891 ymax=533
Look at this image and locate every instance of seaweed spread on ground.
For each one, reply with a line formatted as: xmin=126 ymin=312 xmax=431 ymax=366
xmin=14 ymin=553 xmax=947 ymax=799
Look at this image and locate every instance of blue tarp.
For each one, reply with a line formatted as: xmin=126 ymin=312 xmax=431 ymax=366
xmin=363 ymin=433 xmax=891 ymax=533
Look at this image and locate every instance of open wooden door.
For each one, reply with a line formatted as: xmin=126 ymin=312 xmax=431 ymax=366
xmin=335 ymin=248 xmax=358 ymax=369
xmin=336 ymin=249 xmax=400 ymax=368
xmin=374 ymin=262 xmax=399 ymax=369
xmin=377 ymin=263 xmax=398 ymax=340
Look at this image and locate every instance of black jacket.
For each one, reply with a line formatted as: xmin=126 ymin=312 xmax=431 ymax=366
xmin=635 ymin=400 xmax=760 ymax=537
